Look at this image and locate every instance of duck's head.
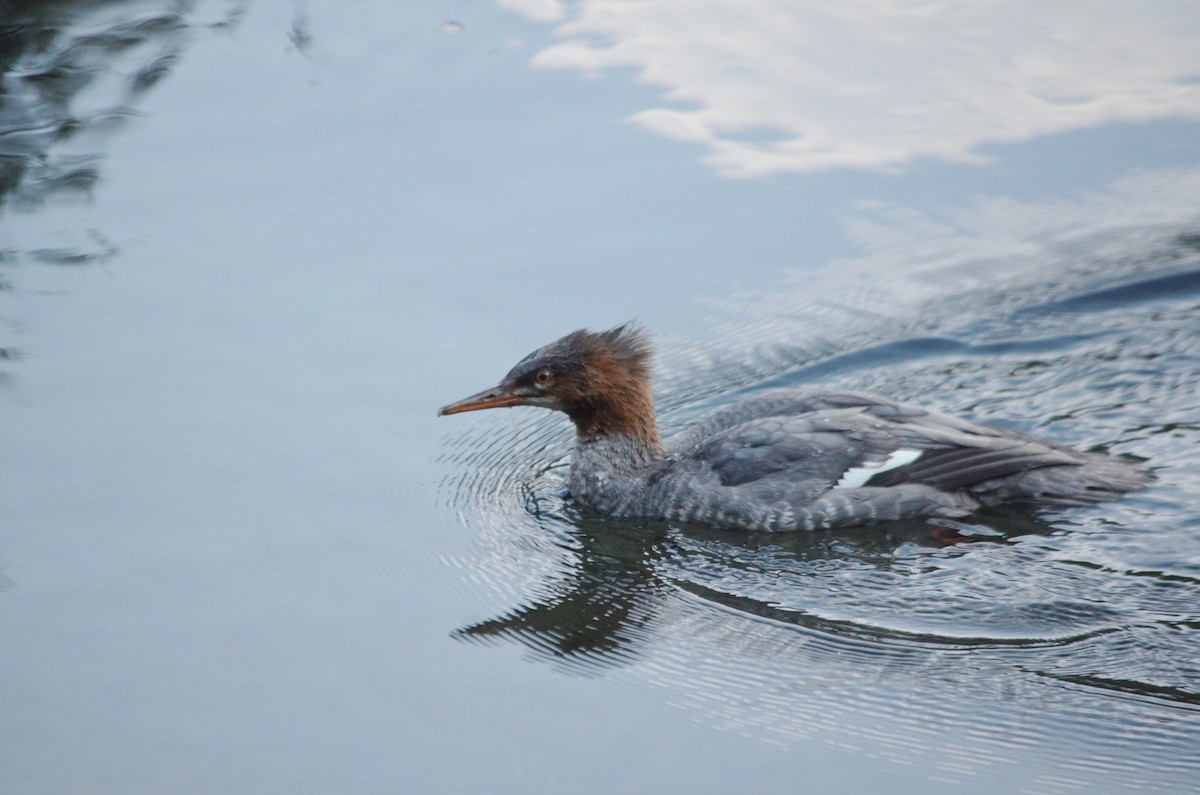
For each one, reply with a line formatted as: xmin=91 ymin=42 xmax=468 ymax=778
xmin=438 ymin=323 xmax=660 ymax=445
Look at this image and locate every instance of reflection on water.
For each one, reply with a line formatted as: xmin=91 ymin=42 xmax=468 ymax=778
xmin=456 ymin=515 xmax=1200 ymax=785
xmin=0 ymin=0 xmax=246 ymax=378
xmin=456 ymin=519 xmax=669 ymax=673
xmin=503 ymin=1 xmax=1200 ymax=176
xmin=443 ymin=173 xmax=1200 ymax=791
xmin=0 ymin=0 xmax=208 ymax=211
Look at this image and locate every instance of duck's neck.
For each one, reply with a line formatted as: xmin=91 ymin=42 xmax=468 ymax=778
xmin=566 ymin=381 xmax=665 ymax=464
xmin=565 ymin=379 xmax=665 ymax=514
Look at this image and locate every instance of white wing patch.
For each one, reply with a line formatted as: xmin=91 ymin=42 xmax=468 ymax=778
xmin=834 ymin=448 xmax=922 ymax=489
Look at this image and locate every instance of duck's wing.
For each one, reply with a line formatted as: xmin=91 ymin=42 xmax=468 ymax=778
xmin=665 ymin=408 xmax=978 ymax=530
xmin=667 ymin=402 xmax=1141 ymax=531
xmin=697 ymin=403 xmax=1094 ymax=488
xmin=666 ymin=389 xmax=995 ymax=452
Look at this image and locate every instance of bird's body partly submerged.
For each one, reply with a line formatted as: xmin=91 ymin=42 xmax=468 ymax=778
xmin=439 ymin=325 xmax=1150 ymax=532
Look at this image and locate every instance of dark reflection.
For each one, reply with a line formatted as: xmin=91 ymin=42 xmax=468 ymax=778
xmin=456 ymin=518 xmax=671 ymax=671
xmin=0 ymin=0 xmax=249 ymax=376
xmin=0 ymin=0 xmax=262 ymax=222
xmin=286 ymin=10 xmax=313 ymax=57
xmin=1036 ymin=671 xmax=1200 ymax=708
xmin=456 ymin=508 xmax=1060 ymax=672
xmin=0 ymin=0 xmax=199 ymax=212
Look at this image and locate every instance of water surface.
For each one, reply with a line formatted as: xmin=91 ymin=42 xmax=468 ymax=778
xmin=2 ymin=2 xmax=1199 ymax=793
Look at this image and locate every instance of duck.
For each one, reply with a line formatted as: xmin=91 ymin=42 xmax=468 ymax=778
xmin=438 ymin=324 xmax=1150 ymax=532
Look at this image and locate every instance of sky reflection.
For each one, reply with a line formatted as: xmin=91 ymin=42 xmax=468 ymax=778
xmin=502 ymin=0 xmax=1200 ymax=176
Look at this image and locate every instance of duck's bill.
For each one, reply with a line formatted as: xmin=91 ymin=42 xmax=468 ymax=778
xmin=437 ymin=385 xmax=528 ymax=416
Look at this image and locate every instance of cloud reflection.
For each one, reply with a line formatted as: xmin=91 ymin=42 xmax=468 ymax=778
xmin=503 ymin=0 xmax=1200 ymax=176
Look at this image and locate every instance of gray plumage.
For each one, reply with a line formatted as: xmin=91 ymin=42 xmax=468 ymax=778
xmin=571 ymin=389 xmax=1150 ymax=532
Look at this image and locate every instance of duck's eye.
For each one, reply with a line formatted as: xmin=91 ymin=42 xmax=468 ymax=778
xmin=535 ymin=369 xmax=552 ymax=387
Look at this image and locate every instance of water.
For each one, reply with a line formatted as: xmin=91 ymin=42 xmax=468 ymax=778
xmin=2 ymin=2 xmax=1199 ymax=793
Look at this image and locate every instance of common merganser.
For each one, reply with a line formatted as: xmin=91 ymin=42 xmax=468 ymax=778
xmin=438 ymin=324 xmax=1150 ymax=532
